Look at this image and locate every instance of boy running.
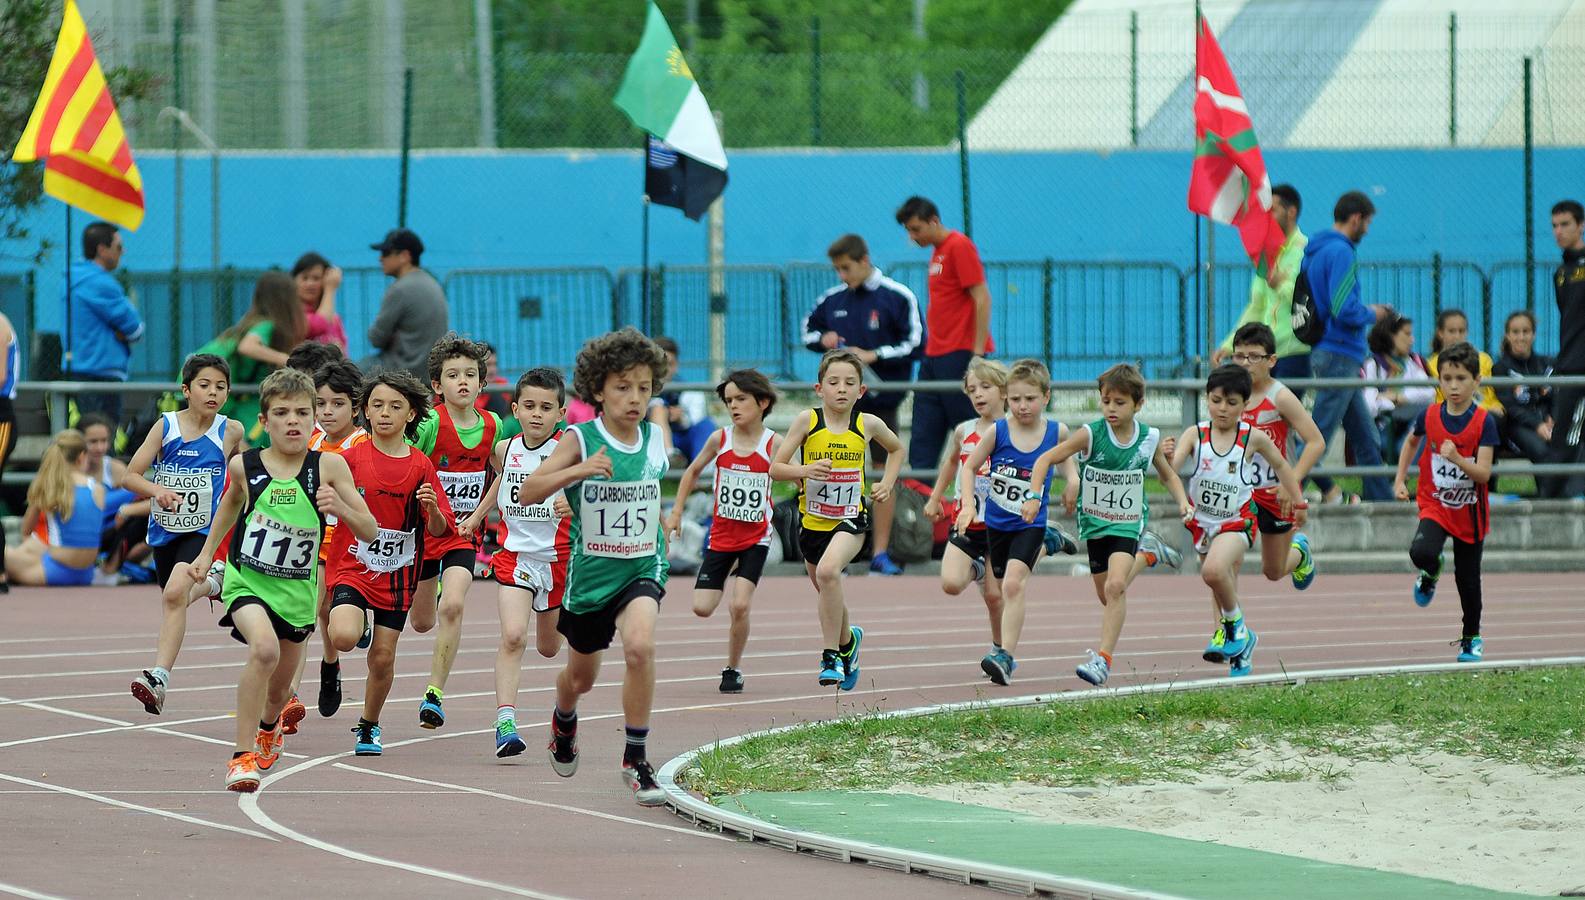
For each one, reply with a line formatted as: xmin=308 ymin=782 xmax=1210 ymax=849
xmin=515 ymin=328 xmax=672 ymax=805
xmin=411 ymin=334 xmax=500 ymax=729
xmin=665 ymin=369 xmax=781 ymax=694
xmin=1021 ymin=364 xmax=1191 ymax=685
xmin=1170 ymin=365 xmax=1305 ymax=677
xmin=458 ymin=367 xmax=573 ymax=758
xmin=187 ymin=369 xmax=376 ymax=791
xmin=125 ymin=354 xmax=245 ymax=715
xmin=1392 ymin=342 xmax=1497 ymax=662
xmin=771 ymin=350 xmax=904 ymax=691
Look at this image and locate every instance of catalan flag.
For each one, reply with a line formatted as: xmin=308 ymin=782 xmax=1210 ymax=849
xmin=12 ymin=0 xmax=145 ymax=231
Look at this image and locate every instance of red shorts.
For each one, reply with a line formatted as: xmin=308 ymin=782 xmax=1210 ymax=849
xmin=491 ymin=550 xmax=566 ymax=612
xmin=1184 ymin=512 xmax=1255 ymax=556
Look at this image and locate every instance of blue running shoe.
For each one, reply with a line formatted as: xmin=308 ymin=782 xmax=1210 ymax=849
xmin=838 ymin=625 xmax=864 ymax=691
xmin=1202 ymin=626 xmax=1229 ymax=664
xmin=495 ymin=720 xmax=526 ymax=758
xmin=353 ymin=720 xmax=382 ymax=756
xmin=418 ymin=690 xmax=445 ymax=729
xmin=1075 ymin=650 xmax=1110 ymax=686
xmin=868 ymin=551 xmax=903 ymax=576
xmin=1219 ymin=617 xmax=1250 ymax=659
xmin=1414 ymin=553 xmax=1443 ymax=607
xmin=1291 ymin=534 xmax=1316 ymax=591
xmin=1043 ymin=523 xmax=1079 ymax=556
xmin=818 ymin=650 xmax=844 ymax=686
xmin=981 ymin=650 xmax=1014 ymax=686
xmin=1229 ymin=629 xmax=1258 ymax=677
xmin=1456 ymin=635 xmax=1484 ymax=663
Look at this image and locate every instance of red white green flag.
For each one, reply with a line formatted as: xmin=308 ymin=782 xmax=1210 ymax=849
xmin=1188 ymin=10 xmax=1283 ymax=274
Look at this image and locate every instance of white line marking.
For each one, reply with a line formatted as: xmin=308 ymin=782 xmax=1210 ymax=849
xmin=0 ymin=772 xmax=276 ymax=841
xmin=0 ymin=880 xmax=69 ymax=900
xmin=0 ymin=713 xmax=233 ymax=749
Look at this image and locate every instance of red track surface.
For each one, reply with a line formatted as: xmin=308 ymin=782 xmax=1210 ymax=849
xmin=2 ymin=571 xmax=1580 ymax=898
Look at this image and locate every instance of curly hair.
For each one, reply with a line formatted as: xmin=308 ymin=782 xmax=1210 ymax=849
xmin=572 ymin=327 xmax=668 ymax=409
xmin=426 ymin=332 xmax=490 ymax=386
xmin=358 ymin=370 xmax=432 ymax=440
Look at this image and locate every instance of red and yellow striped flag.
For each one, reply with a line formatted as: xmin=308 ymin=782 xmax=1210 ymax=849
xmin=13 ymin=0 xmax=144 ymax=230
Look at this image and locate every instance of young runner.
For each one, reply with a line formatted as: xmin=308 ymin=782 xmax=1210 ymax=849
xmin=325 ymin=371 xmax=454 ymax=756
xmin=771 ymin=350 xmax=904 ymax=691
xmin=954 ymin=358 xmax=1077 ymax=685
xmin=124 ymin=354 xmax=245 ymax=715
xmin=1229 ymin=323 xmax=1326 ymax=590
xmin=514 ymin=327 xmax=672 ymax=805
xmin=1170 ymin=365 xmax=1305 ymax=677
xmin=1392 ymin=342 xmax=1497 ymax=662
xmin=664 ymin=368 xmax=781 ymax=694
xmin=458 ymin=367 xmax=573 ymax=758
xmin=187 ymin=368 xmax=376 ymax=791
xmin=1021 ymin=364 xmax=1191 ymax=685
xmin=411 ymin=334 xmax=500 ymax=729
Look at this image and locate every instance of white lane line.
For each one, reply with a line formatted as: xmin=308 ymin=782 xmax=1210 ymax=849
xmin=0 ymin=713 xmax=233 ymax=750
xmin=0 ymin=772 xmax=276 ymax=841
xmin=3 ymin=699 xmax=132 ymax=726
xmin=0 ymin=880 xmax=70 ymax=900
xmin=0 ymin=789 xmax=473 ymax=795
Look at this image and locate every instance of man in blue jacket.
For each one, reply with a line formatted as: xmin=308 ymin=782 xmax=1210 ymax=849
xmin=1300 ymin=191 xmax=1390 ymax=502
xmin=65 ymin=222 xmax=144 ymax=421
xmin=802 ymin=233 xmax=923 ymax=574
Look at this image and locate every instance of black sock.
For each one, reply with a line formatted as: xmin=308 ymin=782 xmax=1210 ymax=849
xmin=260 ymin=717 xmax=279 ymax=731
xmin=232 ymin=751 xmax=247 ymax=760
xmin=322 ymin=659 xmax=339 ymax=671
xmin=624 ymin=725 xmax=648 ymax=764
xmin=838 ymin=635 xmax=854 ymax=656
xmin=358 ymin=717 xmax=377 ymax=728
xmin=553 ymin=707 xmax=577 ymax=733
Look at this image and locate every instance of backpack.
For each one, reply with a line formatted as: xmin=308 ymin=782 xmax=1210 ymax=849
xmin=1291 ymin=259 xmax=1356 ymax=347
xmin=885 ymin=479 xmax=936 ymax=564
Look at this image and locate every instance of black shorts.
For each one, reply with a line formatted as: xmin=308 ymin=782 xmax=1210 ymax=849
xmin=1255 ymin=503 xmax=1295 ymax=536
xmin=986 ymin=526 xmax=1043 ymax=579
xmin=947 ymin=526 xmax=989 ymax=560
xmin=153 ymin=533 xmax=208 ymax=587
xmin=695 ymin=544 xmax=770 ymax=591
xmin=798 ymin=511 xmax=870 ymax=567
xmin=219 ymin=595 xmax=314 ymax=645
xmin=419 ymin=547 xmax=477 ymax=581
xmin=330 ymin=584 xmax=409 ymax=631
xmin=1086 ymin=534 xmax=1141 ymax=575
xmin=556 ymin=578 xmax=664 ymax=655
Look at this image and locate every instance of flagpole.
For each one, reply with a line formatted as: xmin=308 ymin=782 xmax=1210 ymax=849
xmin=64 ymin=204 xmax=73 ymax=376
xmin=1206 ymin=224 xmax=1216 ymax=364
xmin=641 ymin=133 xmax=652 ymax=332
xmin=1193 ymin=214 xmax=1201 ymax=368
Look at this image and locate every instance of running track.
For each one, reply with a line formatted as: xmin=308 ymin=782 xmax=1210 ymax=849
xmin=1 ymin=571 xmax=1580 ymax=899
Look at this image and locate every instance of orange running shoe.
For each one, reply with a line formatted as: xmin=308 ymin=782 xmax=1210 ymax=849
xmin=281 ymin=694 xmax=306 ymax=735
xmin=226 ymin=753 xmax=260 ymax=792
xmin=254 ymin=726 xmax=283 ymax=770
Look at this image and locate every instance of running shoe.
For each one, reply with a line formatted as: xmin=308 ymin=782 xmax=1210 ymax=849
xmin=838 ymin=625 xmax=865 ymax=691
xmin=418 ymin=690 xmax=445 ymax=729
xmin=226 ymin=753 xmax=260 ymax=793
xmin=131 ymin=670 xmax=166 ymax=715
xmin=868 ymin=551 xmax=903 ymax=576
xmin=1138 ymin=530 xmax=1182 ymax=570
xmin=1291 ymin=533 xmax=1316 ymax=591
xmin=318 ymin=660 xmax=342 ymax=717
xmin=818 ymin=650 xmax=844 ymax=687
xmin=1043 ymin=523 xmax=1079 ymax=556
xmin=1075 ymin=650 xmax=1110 ymax=686
xmin=548 ymin=719 xmax=579 ymax=777
xmin=1414 ymin=555 xmax=1443 ymax=608
xmin=622 ymin=759 xmax=666 ymax=807
xmin=981 ymin=649 xmax=1015 ymax=686
xmin=280 ymin=694 xmax=306 ymax=736
xmin=198 ymin=560 xmax=225 ymax=600
xmin=495 ymin=720 xmax=527 ymax=758
xmin=255 ymin=725 xmax=283 ymax=770
xmin=1228 ymin=629 xmax=1259 ymax=678
xmin=718 ymin=667 xmax=744 ymax=694
xmin=1202 ymin=626 xmax=1230 ymax=664
xmin=1219 ymin=617 xmax=1251 ymax=659
xmin=352 ymin=720 xmax=382 ymax=756
xmin=969 ymin=557 xmax=986 ymax=585
xmin=1456 ymin=635 xmax=1484 ymax=663
xmin=357 ymin=610 xmax=373 ymax=650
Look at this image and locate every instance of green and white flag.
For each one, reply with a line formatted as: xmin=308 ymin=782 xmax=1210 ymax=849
xmin=614 ymin=2 xmax=727 ymax=173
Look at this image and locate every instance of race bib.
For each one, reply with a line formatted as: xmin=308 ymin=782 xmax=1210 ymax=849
xmin=1082 ymin=468 xmax=1144 ymax=524
xmin=1194 ymin=476 xmax=1244 ymax=521
xmin=352 ymin=527 xmax=417 ymax=573
xmin=987 ymin=466 xmax=1033 ymax=515
xmin=152 ymin=469 xmax=214 ymax=533
xmin=806 ymin=468 xmax=862 ymax=520
xmin=237 ymin=510 xmax=318 ymax=580
xmin=716 ymin=469 xmax=770 ymax=523
xmin=502 ymin=473 xmax=556 ymax=522
xmin=1245 ymin=452 xmax=1278 ymax=490
xmin=579 ymin=479 xmax=661 ymax=559
xmin=1430 ymin=453 xmax=1476 ymax=508
xmin=438 ymin=469 xmax=487 ymax=518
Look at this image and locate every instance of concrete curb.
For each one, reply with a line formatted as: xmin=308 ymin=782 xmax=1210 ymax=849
xmin=655 ymin=656 xmax=1585 ymax=899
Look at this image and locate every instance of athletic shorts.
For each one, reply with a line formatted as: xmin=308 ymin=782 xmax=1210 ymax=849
xmin=420 ymin=547 xmax=477 ymax=581
xmin=695 ymin=544 xmax=770 ymax=591
xmin=986 ymin=526 xmax=1043 ymax=579
xmin=1086 ymin=534 xmax=1140 ymax=575
xmin=153 ymin=532 xmax=208 ymax=587
xmin=43 ymin=555 xmax=96 ymax=587
xmin=556 ymin=578 xmax=664 ymax=655
xmin=330 ymin=583 xmax=409 ymax=631
xmin=1252 ymin=488 xmax=1295 ymax=535
xmin=220 ymin=594 xmax=313 ymax=645
xmin=798 ymin=510 xmax=870 ymax=566
xmin=1185 ymin=514 xmax=1256 ymax=556
xmin=491 ymin=550 xmax=566 ymax=612
xmin=947 ymin=526 xmax=988 ymax=560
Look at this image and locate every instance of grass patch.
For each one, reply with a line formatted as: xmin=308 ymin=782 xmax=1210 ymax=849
xmin=682 ymin=668 xmax=1585 ymax=797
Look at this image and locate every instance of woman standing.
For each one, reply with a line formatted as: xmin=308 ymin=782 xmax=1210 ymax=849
xmin=291 ymin=252 xmax=348 ymax=349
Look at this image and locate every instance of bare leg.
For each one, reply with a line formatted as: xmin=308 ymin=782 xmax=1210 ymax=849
xmin=227 ymin=605 xmax=281 ymax=752
xmin=615 ymin=597 xmax=660 ymax=729
xmin=999 ymin=559 xmax=1034 ymax=654
xmin=533 ymin=608 xmax=562 ymax=659
xmin=495 ymin=587 xmax=532 ymax=709
xmin=556 ymin=649 xmax=602 ymax=713
xmin=360 ymin=626 xmax=402 ymax=723
xmin=1259 ymin=532 xmax=1300 ymax=582
xmin=725 ymin=576 xmax=755 ymax=668
xmin=871 ymin=494 xmax=894 ymax=556
xmin=425 ymin=565 xmax=474 ymax=689
xmin=409 ymin=577 xmax=438 ymax=634
xmin=1202 ymin=533 xmax=1247 ymax=616
xmin=811 ymin=531 xmax=864 ymax=649
xmin=265 ymin=638 xmax=307 ymax=724
xmin=153 ymin=563 xmax=203 ymax=672
xmin=1096 ymin=553 xmax=1134 ymax=657
xmin=939 ymin=542 xmax=976 ymax=596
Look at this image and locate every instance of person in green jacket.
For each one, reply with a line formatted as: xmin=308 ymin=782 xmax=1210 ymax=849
xmin=1212 ymin=184 xmax=1308 ymax=381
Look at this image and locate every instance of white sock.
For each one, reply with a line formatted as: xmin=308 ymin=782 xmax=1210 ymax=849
xmin=497 ymin=705 xmax=514 ymax=726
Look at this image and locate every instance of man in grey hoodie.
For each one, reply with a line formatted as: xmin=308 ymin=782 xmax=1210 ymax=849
xmin=364 ymin=228 xmax=448 ymax=380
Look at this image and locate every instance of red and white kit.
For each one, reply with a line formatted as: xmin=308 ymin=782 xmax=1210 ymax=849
xmin=491 ymin=432 xmax=571 ymax=611
xmin=425 ymin=407 xmax=497 ymax=563
xmin=709 ymin=427 xmax=774 ymax=551
xmin=1184 ymin=421 xmax=1257 ymax=554
xmin=1415 ymin=406 xmax=1491 ymax=544
xmin=1241 ymin=380 xmax=1291 ymax=524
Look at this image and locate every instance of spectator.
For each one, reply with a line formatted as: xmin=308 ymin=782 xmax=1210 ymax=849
xmin=65 ymin=221 xmax=144 ymax=421
xmin=5 ymin=430 xmax=104 ymax=587
xmin=1298 ymin=190 xmax=1391 ymax=501
xmin=290 ymin=252 xmax=348 ymax=349
xmin=79 ymin=411 xmax=149 ymax=585
xmin=1544 ymin=199 xmax=1585 ymax=497
xmin=897 ymin=196 xmax=991 ymax=470
xmin=1360 ymin=311 xmax=1433 ymax=456
xmin=802 ymin=233 xmax=923 ymax=575
xmin=0 ymin=310 xmax=15 ymax=592
xmin=1426 ymin=309 xmax=1503 ymax=419
xmin=648 ymin=336 xmax=718 ymax=462
xmin=1494 ymin=309 xmax=1554 ymax=466
xmin=364 ymin=228 xmax=448 ymax=380
xmin=196 ymin=271 xmax=306 ymax=444
xmin=1213 ymin=184 xmax=1311 ymax=386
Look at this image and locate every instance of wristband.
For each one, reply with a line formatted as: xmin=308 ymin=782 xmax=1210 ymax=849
xmin=1294 ymin=502 xmax=1309 ymax=510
